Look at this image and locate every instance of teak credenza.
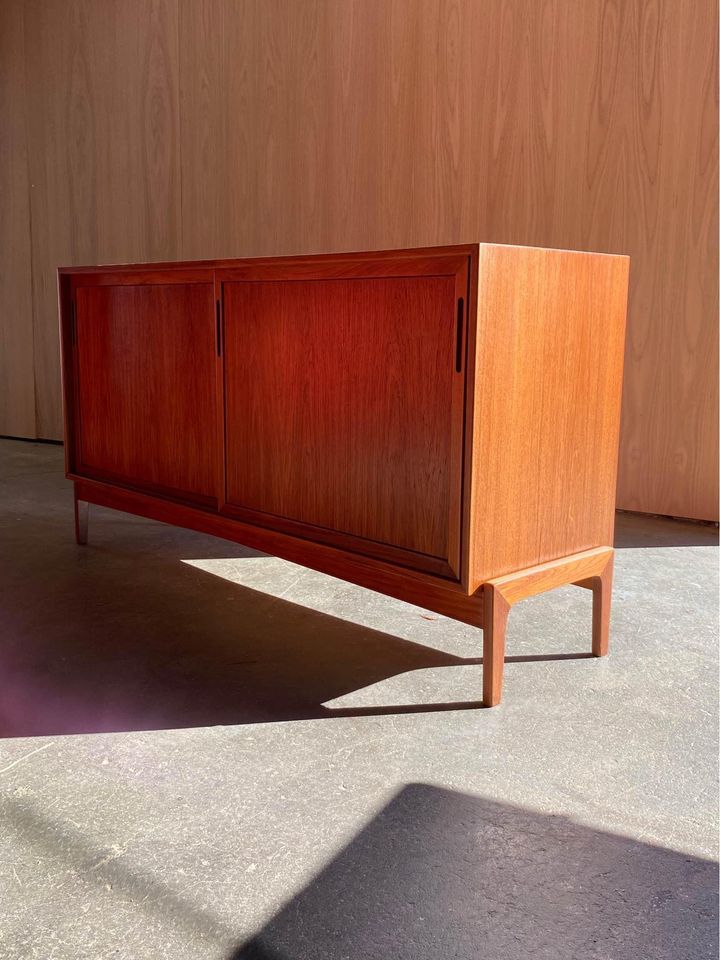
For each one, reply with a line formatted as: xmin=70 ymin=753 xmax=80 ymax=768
xmin=59 ymin=243 xmax=629 ymax=707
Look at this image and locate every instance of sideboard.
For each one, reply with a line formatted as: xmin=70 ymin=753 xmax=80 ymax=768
xmin=58 ymin=243 xmax=629 ymax=706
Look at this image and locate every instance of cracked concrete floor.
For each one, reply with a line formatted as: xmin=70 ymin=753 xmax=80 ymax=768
xmin=0 ymin=438 xmax=717 ymax=959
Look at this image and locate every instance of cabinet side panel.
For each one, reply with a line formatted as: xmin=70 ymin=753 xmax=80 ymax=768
xmin=469 ymin=245 xmax=629 ymax=588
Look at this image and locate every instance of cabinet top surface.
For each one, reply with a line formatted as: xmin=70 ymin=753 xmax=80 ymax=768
xmin=58 ymin=242 xmax=628 ymax=276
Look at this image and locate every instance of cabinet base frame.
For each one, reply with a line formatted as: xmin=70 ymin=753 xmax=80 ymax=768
xmin=481 ymin=547 xmax=614 ymax=706
xmin=73 ymin=480 xmax=613 ymax=709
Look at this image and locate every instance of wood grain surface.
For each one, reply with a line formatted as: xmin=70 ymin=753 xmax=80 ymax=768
xmin=0 ymin=0 xmax=35 ymax=437
xmin=486 ymin=547 xmax=615 ymax=608
xmin=223 ymin=269 xmax=464 ymax=574
xmin=74 ymin=282 xmax=217 ymax=503
xmin=22 ymin=0 xmax=182 ymax=439
xmin=468 ymin=244 xmax=629 ymax=587
xmin=3 ymin=0 xmax=718 ymax=519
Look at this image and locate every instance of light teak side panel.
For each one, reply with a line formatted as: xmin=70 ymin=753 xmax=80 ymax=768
xmin=73 ymin=282 xmax=217 ymax=504
xmin=223 ymin=274 xmax=463 ymax=572
xmin=468 ymin=245 xmax=629 ymax=590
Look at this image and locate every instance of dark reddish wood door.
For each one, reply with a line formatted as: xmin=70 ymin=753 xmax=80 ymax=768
xmin=74 ymin=282 xmax=218 ymax=505
xmin=221 ymin=265 xmax=467 ymax=576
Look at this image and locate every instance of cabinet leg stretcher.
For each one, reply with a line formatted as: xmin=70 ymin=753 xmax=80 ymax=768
xmin=480 ymin=546 xmax=614 ymax=706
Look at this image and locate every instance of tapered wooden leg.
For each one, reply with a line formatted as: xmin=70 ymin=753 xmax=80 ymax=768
xmin=74 ymin=495 xmax=88 ymax=545
xmin=576 ymin=552 xmax=613 ymax=657
xmin=483 ymin=584 xmax=510 ymax=707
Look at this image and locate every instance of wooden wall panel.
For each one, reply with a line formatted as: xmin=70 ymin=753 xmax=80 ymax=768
xmin=0 ymin=0 xmax=35 ymax=438
xmin=2 ymin=0 xmax=717 ymax=519
xmin=176 ymin=0 xmax=718 ymax=519
xmin=612 ymin=1 xmax=719 ymax=520
xmin=23 ymin=0 xmax=182 ymax=440
xmin=178 ymin=0 xmax=259 ymax=258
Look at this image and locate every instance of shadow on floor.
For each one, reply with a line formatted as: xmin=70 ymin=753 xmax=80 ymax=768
xmin=2 ymin=783 xmax=715 ymax=959
xmin=1 ymin=445 xmax=713 ymax=738
xmin=0 ymin=512 xmax=597 ymax=737
xmin=224 ymin=784 xmax=717 ymax=959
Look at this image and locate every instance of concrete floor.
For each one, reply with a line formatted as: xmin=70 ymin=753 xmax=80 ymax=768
xmin=0 ymin=437 xmax=717 ymax=959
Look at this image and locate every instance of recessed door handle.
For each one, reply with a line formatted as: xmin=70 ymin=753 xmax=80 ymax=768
xmin=455 ymin=298 xmax=464 ymax=373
